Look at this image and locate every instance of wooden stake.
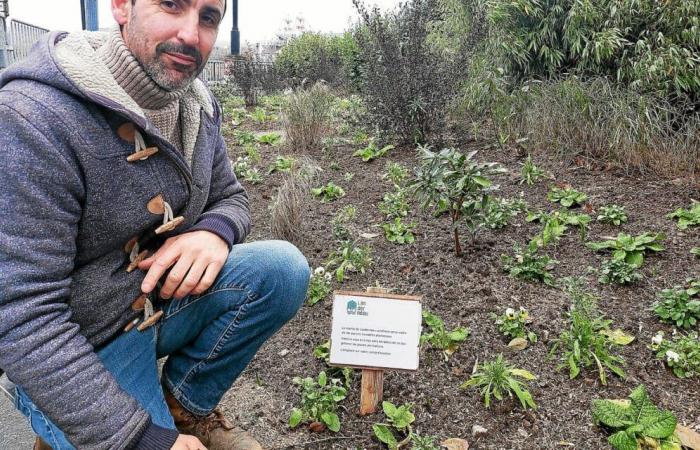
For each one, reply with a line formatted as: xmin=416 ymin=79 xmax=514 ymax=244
xmin=359 ymin=285 xmax=389 ymax=415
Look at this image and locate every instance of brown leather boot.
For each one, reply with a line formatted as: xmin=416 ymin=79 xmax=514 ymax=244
xmin=33 ymin=437 xmax=52 ymax=450
xmin=163 ymin=387 xmax=263 ymax=450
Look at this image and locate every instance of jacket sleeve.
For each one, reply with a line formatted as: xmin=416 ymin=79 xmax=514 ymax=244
xmin=0 ymin=103 xmax=157 ymax=450
xmin=187 ymin=104 xmax=251 ymax=248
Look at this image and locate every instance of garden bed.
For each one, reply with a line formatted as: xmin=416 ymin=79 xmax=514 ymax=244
xmin=216 ymin=101 xmax=700 ymax=449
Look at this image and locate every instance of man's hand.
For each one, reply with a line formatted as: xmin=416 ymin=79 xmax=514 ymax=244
xmin=171 ymin=434 xmax=207 ymax=450
xmin=138 ymin=230 xmax=229 ymax=300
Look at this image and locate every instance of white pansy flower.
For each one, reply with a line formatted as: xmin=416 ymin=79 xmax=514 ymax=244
xmin=652 ymin=332 xmax=664 ymax=346
xmin=505 ymin=307 xmax=516 ymax=319
xmin=314 ymin=267 xmax=326 ymax=276
xmin=666 ymin=350 xmax=680 ymax=363
xmin=324 ymin=272 xmax=332 ymax=281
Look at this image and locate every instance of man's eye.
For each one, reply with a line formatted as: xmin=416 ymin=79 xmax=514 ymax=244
xmin=202 ymin=15 xmax=219 ymax=27
xmin=161 ymin=1 xmax=179 ymax=11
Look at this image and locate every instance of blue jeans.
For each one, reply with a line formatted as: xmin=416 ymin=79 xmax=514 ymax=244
xmin=14 ymin=240 xmax=309 ymax=449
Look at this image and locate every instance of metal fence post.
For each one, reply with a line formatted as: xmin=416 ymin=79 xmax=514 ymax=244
xmin=0 ymin=0 xmax=9 ymax=69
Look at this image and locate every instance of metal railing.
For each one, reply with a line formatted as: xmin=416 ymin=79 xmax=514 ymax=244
xmin=6 ymin=19 xmax=49 ymax=65
xmin=202 ymin=59 xmax=226 ymax=84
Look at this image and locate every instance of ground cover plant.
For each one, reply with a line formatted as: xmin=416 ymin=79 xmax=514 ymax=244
xmin=501 ymin=241 xmax=557 ymax=286
xmin=549 ymin=281 xmax=626 ymax=385
xmin=382 ymin=217 xmax=416 ymax=245
xmin=311 ymin=182 xmax=346 ymax=202
xmin=527 ymin=209 xmax=591 ymax=245
xmin=667 ymin=201 xmax=700 ymax=230
xmin=492 ymin=307 xmax=537 ymax=344
xmin=519 ymin=154 xmax=546 ymax=185
xmin=484 ymin=197 xmax=527 ymax=230
xmin=547 ymin=185 xmax=588 ymax=208
xmin=325 ymin=240 xmax=373 ymax=282
xmin=461 ymin=354 xmax=537 ymax=410
xmin=653 ymin=278 xmax=700 ymax=329
xmin=353 ymin=140 xmax=395 ymax=162
xmin=288 ymin=371 xmax=347 ymax=432
xmin=587 ymin=232 xmax=665 ymax=268
xmin=597 ymin=205 xmax=628 ymax=226
xmin=411 ymin=147 xmax=505 ymax=255
xmin=651 ymin=331 xmax=700 ymax=379
xmin=372 ymin=401 xmax=418 ymax=449
xmin=306 ymin=267 xmax=332 ymax=306
xmin=592 ymin=385 xmax=681 ymax=450
xmin=420 ymin=310 xmax=469 ymax=360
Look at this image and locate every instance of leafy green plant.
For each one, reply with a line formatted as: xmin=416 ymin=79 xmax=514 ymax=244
xmin=249 ymin=106 xmax=276 ymax=123
xmin=331 ymin=205 xmax=356 ymax=242
xmin=343 ymin=172 xmax=355 ymax=182
xmin=306 ymin=267 xmax=332 ymax=306
xmin=244 ymin=144 xmax=261 ymax=163
xmin=353 ymin=141 xmax=395 ymax=162
xmin=325 ymin=241 xmax=373 ymax=282
xmin=492 ymin=307 xmax=537 ymax=343
xmin=598 ymin=258 xmax=642 ymax=285
xmin=372 ymin=402 xmax=416 ymax=450
xmin=592 ymin=385 xmax=681 ymax=450
xmin=692 ymin=247 xmax=700 ymax=258
xmin=411 ymin=147 xmax=506 ymax=256
xmin=587 ymin=232 xmax=665 ymax=268
xmin=549 ymin=281 xmax=625 ymax=384
xmin=233 ymin=130 xmax=257 ymax=146
xmin=547 ymin=185 xmax=588 ymax=208
xmin=520 ymin=154 xmax=546 ymax=185
xmin=651 ymin=331 xmax=700 ymax=379
xmin=461 ymin=354 xmax=537 ymax=410
xmin=420 ymin=310 xmax=469 ymax=360
xmin=311 ymin=182 xmax=346 ymax=202
xmin=288 ymin=371 xmax=347 ymax=432
xmin=313 ymin=341 xmax=354 ymax=388
xmin=527 ymin=209 xmax=591 ymax=245
xmin=484 ymin=197 xmax=527 ymax=230
xmin=231 ymin=156 xmax=263 ymax=184
xmin=256 ymin=132 xmax=282 ymax=146
xmin=501 ymin=241 xmax=557 ymax=286
xmin=267 ymin=155 xmax=296 ymax=175
xmin=378 ymin=188 xmax=410 ymax=219
xmin=383 ymin=162 xmax=409 ymax=185
xmin=597 ymin=205 xmax=628 ymax=226
xmin=653 ymin=279 xmax=700 ymax=329
xmin=382 ymin=218 xmax=416 ymax=245
xmin=667 ymin=201 xmax=700 ymax=230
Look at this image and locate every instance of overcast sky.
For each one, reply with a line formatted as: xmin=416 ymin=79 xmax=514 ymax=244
xmin=7 ymin=0 xmax=400 ymax=48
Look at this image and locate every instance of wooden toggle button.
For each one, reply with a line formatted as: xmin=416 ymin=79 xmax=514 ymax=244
xmin=155 ymin=216 xmax=184 ymax=235
xmin=124 ymin=236 xmax=139 ymax=254
xmin=137 ymin=310 xmax=164 ymax=331
xmin=124 ymin=317 xmax=140 ymax=332
xmin=117 ymin=123 xmax=136 ymax=143
xmin=147 ymin=194 xmax=166 ymax=215
xmin=131 ymin=293 xmax=148 ymax=311
xmin=127 ymin=147 xmax=159 ymax=162
xmin=126 ymin=250 xmax=149 ymax=273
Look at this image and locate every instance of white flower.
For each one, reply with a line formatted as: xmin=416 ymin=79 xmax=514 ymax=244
xmin=666 ymin=350 xmax=680 ymax=363
xmin=324 ymin=272 xmax=332 ymax=281
xmin=652 ymin=332 xmax=664 ymax=346
xmin=314 ymin=267 xmax=326 ymax=276
xmin=505 ymin=308 xmax=516 ymax=319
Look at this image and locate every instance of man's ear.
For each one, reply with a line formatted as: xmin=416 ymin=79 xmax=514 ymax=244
xmin=111 ymin=0 xmax=132 ymax=26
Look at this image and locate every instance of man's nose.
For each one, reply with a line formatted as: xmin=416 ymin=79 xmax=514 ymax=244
xmin=177 ymin=12 xmax=200 ymax=47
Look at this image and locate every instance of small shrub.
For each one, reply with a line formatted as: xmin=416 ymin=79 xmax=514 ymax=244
xmin=282 ymin=82 xmax=333 ymax=151
xmin=547 ymin=185 xmax=588 ymax=208
xmin=501 ymin=242 xmax=557 ymax=286
xmin=461 ymin=354 xmax=537 ymax=410
xmin=592 ymin=386 xmax=680 ymax=450
xmin=382 ymin=218 xmax=416 ymax=245
xmin=383 ymin=162 xmax=409 ymax=185
xmin=597 ymin=205 xmax=628 ymax=226
xmin=550 ymin=280 xmax=625 ymax=385
xmin=653 ymin=279 xmax=700 ymax=329
xmin=311 ymin=182 xmax=346 ymax=202
xmin=519 ymin=154 xmax=546 ymax=185
xmin=378 ymin=188 xmax=410 ymax=219
xmin=353 ymin=141 xmax=395 ymax=162
xmin=411 ymin=147 xmax=505 ymax=256
xmin=325 ymin=241 xmax=373 ymax=282
xmin=420 ymin=310 xmax=469 ymax=360
xmin=331 ymin=205 xmax=357 ymax=242
xmin=267 ymin=155 xmax=296 ymax=175
xmin=306 ymin=267 xmax=332 ymax=306
xmin=288 ymin=371 xmax=347 ymax=433
xmin=492 ymin=307 xmax=537 ymax=343
xmin=667 ymin=201 xmax=700 ymax=230
xmin=372 ymin=401 xmax=416 ymax=450
xmin=650 ymin=331 xmax=700 ymax=379
xmin=484 ymin=197 xmax=527 ymax=230
xmin=228 ymin=51 xmax=277 ymax=107
xmin=587 ymin=232 xmax=664 ymax=268
xmin=598 ymin=258 xmax=642 ymax=285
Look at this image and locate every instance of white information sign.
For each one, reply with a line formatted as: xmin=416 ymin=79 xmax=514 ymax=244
xmin=329 ymin=291 xmax=422 ymax=371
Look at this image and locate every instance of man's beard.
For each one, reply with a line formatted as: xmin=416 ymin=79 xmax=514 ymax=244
xmin=141 ymin=41 xmax=204 ymax=91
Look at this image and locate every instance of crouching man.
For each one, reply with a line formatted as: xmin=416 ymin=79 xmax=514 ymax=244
xmin=0 ymin=0 xmax=310 ymax=449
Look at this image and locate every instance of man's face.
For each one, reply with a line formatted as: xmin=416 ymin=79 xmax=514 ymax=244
xmin=113 ymin=0 xmax=224 ymax=91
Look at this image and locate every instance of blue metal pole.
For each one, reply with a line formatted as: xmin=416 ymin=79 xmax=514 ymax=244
xmin=230 ymin=0 xmax=239 ymax=55
xmin=82 ymin=0 xmax=99 ymax=31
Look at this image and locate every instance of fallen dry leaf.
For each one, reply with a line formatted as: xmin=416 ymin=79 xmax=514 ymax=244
xmin=677 ymin=425 xmax=700 ymax=450
xmin=508 ymin=337 xmax=528 ymax=351
xmin=308 ymin=421 xmax=326 ymax=433
xmin=441 ymin=437 xmax=469 ymax=450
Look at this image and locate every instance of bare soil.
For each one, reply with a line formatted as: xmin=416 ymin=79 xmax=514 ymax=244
xmin=220 ymin=114 xmax=700 ymax=449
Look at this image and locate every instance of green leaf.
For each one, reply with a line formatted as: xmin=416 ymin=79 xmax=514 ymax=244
xmin=601 ymin=329 xmax=636 ymax=346
xmin=321 ymin=412 xmax=341 ymax=432
xmin=626 ymin=251 xmax=644 ymax=268
xmin=373 ymin=424 xmax=398 ymax=448
xmin=608 ymin=430 xmax=638 ymax=450
xmin=642 ymin=411 xmax=677 ymax=439
xmin=289 ymin=408 xmax=303 ymax=428
xmin=592 ymin=399 xmax=631 ymax=428
xmin=318 ymin=371 xmax=327 ymax=387
xmin=391 ymin=405 xmax=415 ymax=429
xmin=510 ymin=368 xmax=536 ymax=380
xmin=382 ymin=401 xmax=398 ymax=418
